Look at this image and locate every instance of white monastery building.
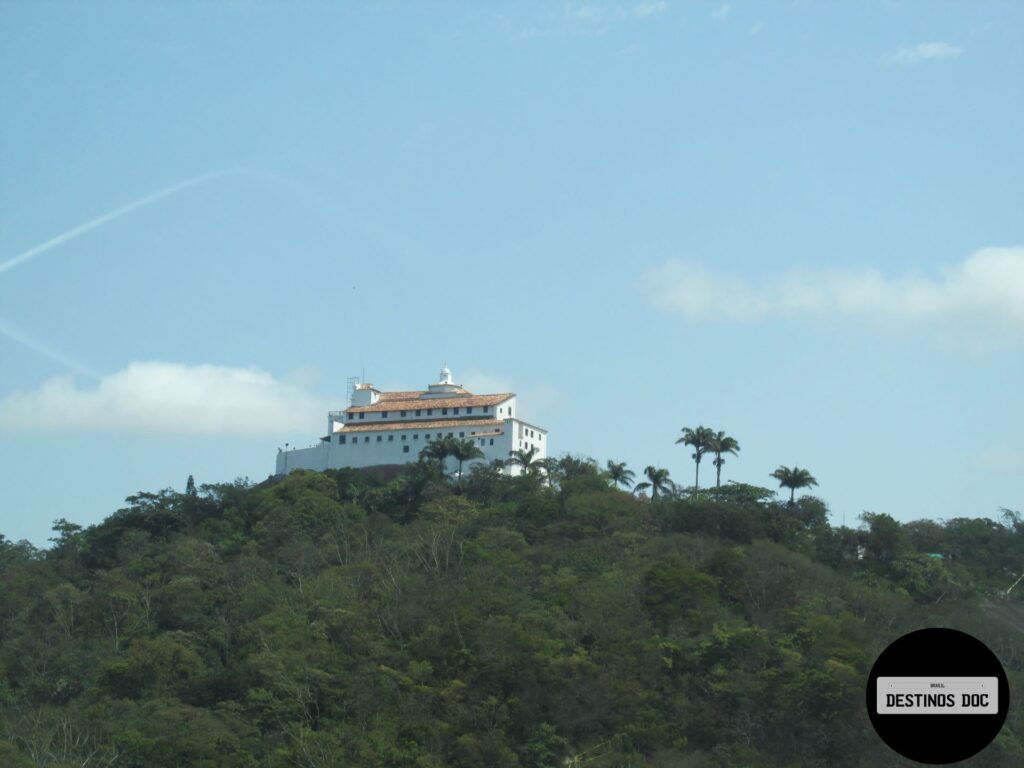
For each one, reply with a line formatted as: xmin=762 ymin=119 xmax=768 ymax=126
xmin=275 ymin=368 xmax=548 ymax=476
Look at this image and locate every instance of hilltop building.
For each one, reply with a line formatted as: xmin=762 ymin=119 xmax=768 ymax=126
xmin=275 ymin=368 xmax=548 ymax=476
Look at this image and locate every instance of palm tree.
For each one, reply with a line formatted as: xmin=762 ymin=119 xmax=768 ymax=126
xmin=770 ymin=465 xmax=818 ymax=504
xmin=505 ymin=447 xmax=540 ymax=476
xmin=676 ymin=425 xmax=715 ymax=489
xmin=605 ymin=460 xmax=635 ymax=490
xmin=450 ymin=438 xmax=485 ymax=484
xmin=707 ymin=431 xmax=741 ymax=488
xmin=420 ymin=437 xmax=455 ymax=475
xmin=534 ymin=457 xmax=563 ymax=487
xmin=633 ymin=465 xmax=675 ymax=500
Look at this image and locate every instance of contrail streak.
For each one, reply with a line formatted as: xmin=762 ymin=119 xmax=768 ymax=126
xmin=0 ymin=319 xmax=102 ymax=380
xmin=0 ymin=170 xmax=239 ymax=275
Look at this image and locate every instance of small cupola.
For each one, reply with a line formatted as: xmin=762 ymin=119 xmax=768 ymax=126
xmin=427 ymin=364 xmax=462 ymax=395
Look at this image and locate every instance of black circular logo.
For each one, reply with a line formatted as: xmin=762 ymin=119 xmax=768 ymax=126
xmin=866 ymin=627 xmax=1009 ymax=763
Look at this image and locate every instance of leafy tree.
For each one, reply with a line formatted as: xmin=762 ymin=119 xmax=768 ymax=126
xmin=604 ymin=460 xmax=635 ymax=490
xmin=633 ymin=465 xmax=675 ymax=500
xmin=2 ymin=463 xmax=1023 ymax=768
xmin=706 ymin=430 xmax=740 ymax=488
xmin=860 ymin=511 xmax=909 ymax=563
xmin=676 ymin=425 xmax=715 ymax=489
xmin=770 ymin=465 xmax=818 ymax=504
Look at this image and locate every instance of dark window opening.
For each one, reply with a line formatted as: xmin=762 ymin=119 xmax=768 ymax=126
xmin=403 ymin=445 xmax=410 ymax=453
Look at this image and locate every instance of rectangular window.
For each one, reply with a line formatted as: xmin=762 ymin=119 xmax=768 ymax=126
xmin=467 ymin=407 xmax=473 ymax=414
xmin=442 ymin=408 xmax=448 ymax=415
xmin=388 ymin=435 xmax=394 ymax=442
xmin=483 ymin=405 xmax=489 ymax=413
xmin=401 ymin=434 xmax=407 ymax=441
xmin=489 ymin=438 xmax=494 ymax=446
xmin=416 ymin=409 xmax=421 ymax=416
xmin=437 ymin=433 xmax=442 ymax=439
xmin=382 ymin=411 xmax=388 ymax=418
xmin=403 ymin=445 xmax=410 ymax=453
xmin=447 ymin=432 xmax=453 ymax=438
xmin=377 ymin=435 xmax=382 ymax=442
xmin=454 ymin=407 xmax=460 ymax=415
xmin=427 ymin=409 xmax=433 ymax=416
xmin=338 ymin=435 xmax=346 ymax=444
xmin=400 ymin=410 xmax=407 ymax=417
xmin=348 ymin=413 xmax=354 ymax=420
xmin=364 ymin=436 xmax=369 ymax=443
xmin=459 ymin=432 xmax=464 ymax=437
xmin=414 ymin=434 xmax=419 ymax=440
xmin=359 ymin=413 xmax=365 ymax=420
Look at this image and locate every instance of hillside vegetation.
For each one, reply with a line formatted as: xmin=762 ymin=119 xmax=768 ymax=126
xmin=1 ymin=458 xmax=1022 ymax=767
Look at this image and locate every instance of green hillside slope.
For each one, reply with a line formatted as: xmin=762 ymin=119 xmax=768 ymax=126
xmin=1 ymin=460 xmax=1021 ymax=767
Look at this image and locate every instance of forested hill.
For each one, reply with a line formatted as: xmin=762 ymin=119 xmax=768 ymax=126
xmin=1 ymin=460 xmax=1022 ymax=767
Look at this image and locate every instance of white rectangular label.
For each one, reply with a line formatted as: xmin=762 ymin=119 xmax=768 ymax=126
xmin=877 ymin=677 xmax=998 ymax=714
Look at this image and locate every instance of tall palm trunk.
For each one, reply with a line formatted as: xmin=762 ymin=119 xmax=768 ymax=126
xmin=694 ymin=457 xmax=700 ymax=489
xmin=715 ymin=456 xmax=722 ymax=488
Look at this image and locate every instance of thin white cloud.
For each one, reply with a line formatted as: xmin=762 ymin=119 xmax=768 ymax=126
xmin=0 ymin=362 xmax=327 ymax=435
xmin=883 ymin=41 xmax=963 ymax=64
xmin=460 ymin=369 xmax=561 ymax=423
xmin=0 ymin=319 xmax=102 ymax=380
xmin=0 ymin=170 xmax=241 ymax=275
xmin=712 ymin=3 xmax=731 ymax=22
xmin=460 ymin=368 xmax=515 ymax=395
xmin=518 ymin=2 xmax=668 ymax=38
xmin=643 ymin=246 xmax=1024 ymax=340
xmin=976 ymin=447 xmax=1024 ymax=473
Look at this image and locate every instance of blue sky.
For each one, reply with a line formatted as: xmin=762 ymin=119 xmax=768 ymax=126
xmin=1 ymin=1 xmax=1021 ymax=545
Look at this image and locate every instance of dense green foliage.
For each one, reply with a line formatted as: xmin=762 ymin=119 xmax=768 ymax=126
xmin=1 ymin=460 xmax=1022 ymax=767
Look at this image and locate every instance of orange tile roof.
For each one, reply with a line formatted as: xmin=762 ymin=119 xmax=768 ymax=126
xmin=348 ymin=392 xmax=513 ymax=413
xmin=337 ymin=418 xmax=505 ymax=434
xmin=377 ymin=390 xmax=427 ymax=400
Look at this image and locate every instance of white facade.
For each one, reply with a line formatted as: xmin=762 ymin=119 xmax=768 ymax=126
xmin=275 ymin=368 xmax=548 ymax=477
